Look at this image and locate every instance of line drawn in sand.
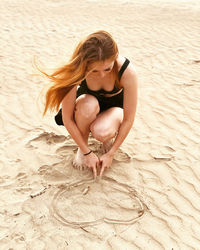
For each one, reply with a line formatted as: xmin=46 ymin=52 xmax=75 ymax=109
xmin=50 ymin=176 xmax=146 ymax=228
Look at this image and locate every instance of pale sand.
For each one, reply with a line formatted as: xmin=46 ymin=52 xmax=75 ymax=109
xmin=0 ymin=0 xmax=200 ymax=249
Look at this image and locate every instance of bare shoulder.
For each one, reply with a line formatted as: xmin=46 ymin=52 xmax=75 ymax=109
xmin=62 ymin=85 xmax=77 ymax=106
xmin=116 ymin=55 xmax=138 ymax=88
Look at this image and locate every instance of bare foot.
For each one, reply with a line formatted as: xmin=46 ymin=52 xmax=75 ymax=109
xmin=73 ymin=148 xmax=87 ymax=171
xmin=100 ymin=139 xmax=113 ymax=154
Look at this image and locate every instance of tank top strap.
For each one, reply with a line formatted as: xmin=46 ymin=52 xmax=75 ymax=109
xmin=118 ymin=58 xmax=130 ymax=81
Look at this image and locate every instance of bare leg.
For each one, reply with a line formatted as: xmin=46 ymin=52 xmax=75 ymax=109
xmin=90 ymin=107 xmax=123 ymax=153
xmin=73 ymin=94 xmax=100 ymax=169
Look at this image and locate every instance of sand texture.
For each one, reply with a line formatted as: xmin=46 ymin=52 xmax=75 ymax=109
xmin=0 ymin=0 xmax=200 ymax=249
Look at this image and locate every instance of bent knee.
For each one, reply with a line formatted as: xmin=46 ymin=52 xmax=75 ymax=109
xmin=75 ymin=94 xmax=100 ymax=119
xmin=91 ymin=124 xmax=116 ymax=142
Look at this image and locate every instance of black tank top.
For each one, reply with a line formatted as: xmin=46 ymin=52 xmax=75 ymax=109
xmin=80 ymin=58 xmax=130 ymax=96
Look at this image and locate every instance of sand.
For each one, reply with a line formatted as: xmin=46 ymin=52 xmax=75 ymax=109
xmin=0 ymin=0 xmax=200 ymax=249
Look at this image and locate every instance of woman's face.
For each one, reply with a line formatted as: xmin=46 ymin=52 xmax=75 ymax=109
xmin=87 ymin=59 xmax=115 ymax=79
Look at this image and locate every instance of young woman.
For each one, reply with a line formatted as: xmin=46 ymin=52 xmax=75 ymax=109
xmin=43 ymin=30 xmax=138 ymax=178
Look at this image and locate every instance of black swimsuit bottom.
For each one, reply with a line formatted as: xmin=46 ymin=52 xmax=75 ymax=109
xmin=55 ymin=58 xmax=130 ymax=126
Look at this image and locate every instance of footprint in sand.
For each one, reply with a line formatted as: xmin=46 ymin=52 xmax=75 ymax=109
xmin=25 ymin=131 xmax=68 ymax=149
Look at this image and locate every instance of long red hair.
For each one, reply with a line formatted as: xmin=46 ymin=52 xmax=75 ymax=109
xmin=42 ymin=30 xmax=119 ymax=115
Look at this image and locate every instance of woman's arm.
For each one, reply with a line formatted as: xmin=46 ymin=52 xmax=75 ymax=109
xmin=109 ymin=63 xmax=138 ymax=154
xmin=62 ymin=86 xmax=91 ymax=154
xmin=100 ymin=63 xmax=138 ymax=176
xmin=62 ymin=86 xmax=99 ymax=178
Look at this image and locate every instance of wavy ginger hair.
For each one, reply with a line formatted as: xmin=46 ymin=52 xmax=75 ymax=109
xmin=43 ymin=30 xmax=119 ymax=115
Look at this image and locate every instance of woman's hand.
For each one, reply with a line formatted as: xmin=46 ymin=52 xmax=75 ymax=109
xmin=84 ymin=152 xmax=99 ymax=179
xmin=99 ymin=152 xmax=114 ymax=177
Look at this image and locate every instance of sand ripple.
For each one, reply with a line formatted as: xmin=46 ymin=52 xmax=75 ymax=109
xmin=1 ymin=0 xmax=200 ymax=249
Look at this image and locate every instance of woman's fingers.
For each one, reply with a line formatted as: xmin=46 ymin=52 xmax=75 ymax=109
xmin=85 ymin=153 xmax=99 ymax=179
xmin=99 ymin=166 xmax=105 ymax=177
xmin=100 ymin=161 xmax=108 ymax=177
xmin=92 ymin=165 xmax=97 ymax=179
xmin=99 ymin=153 xmax=113 ymax=177
xmin=87 ymin=164 xmax=97 ymax=179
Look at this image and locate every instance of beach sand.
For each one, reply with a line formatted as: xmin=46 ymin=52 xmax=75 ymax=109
xmin=0 ymin=0 xmax=200 ymax=249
